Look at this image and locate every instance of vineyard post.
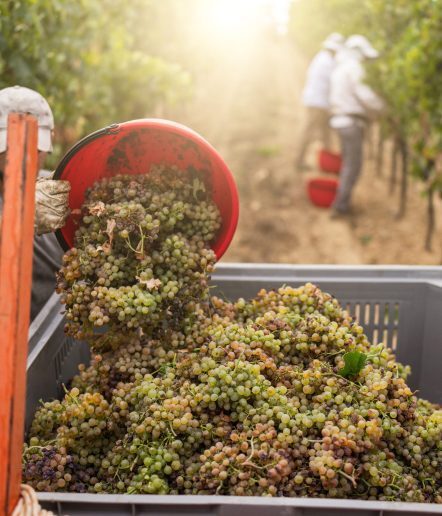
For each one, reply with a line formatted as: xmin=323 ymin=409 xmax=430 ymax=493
xmin=376 ymin=124 xmax=384 ymax=177
xmin=397 ymin=138 xmax=408 ymax=219
xmin=366 ymin=122 xmax=375 ymax=161
xmin=424 ymin=185 xmax=435 ymax=252
xmin=389 ymin=138 xmax=399 ymax=194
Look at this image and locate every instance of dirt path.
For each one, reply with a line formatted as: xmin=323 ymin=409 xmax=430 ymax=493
xmin=168 ymin=34 xmax=442 ymax=265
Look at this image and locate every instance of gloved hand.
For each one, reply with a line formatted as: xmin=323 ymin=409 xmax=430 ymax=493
xmin=34 ymin=177 xmax=71 ymax=235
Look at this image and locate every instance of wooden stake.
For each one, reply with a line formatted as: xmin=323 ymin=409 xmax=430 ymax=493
xmin=425 ymin=186 xmax=435 ymax=252
xmin=397 ymin=139 xmax=408 ymax=219
xmin=0 ymin=113 xmax=38 ymax=516
xmin=375 ymin=125 xmax=384 ymax=177
xmin=389 ymin=139 xmax=399 ymax=195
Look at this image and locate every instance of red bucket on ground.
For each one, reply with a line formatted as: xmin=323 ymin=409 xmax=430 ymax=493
xmin=54 ymin=119 xmax=239 ymax=260
xmin=307 ymin=178 xmax=338 ymax=208
xmin=318 ymin=149 xmax=342 ymax=174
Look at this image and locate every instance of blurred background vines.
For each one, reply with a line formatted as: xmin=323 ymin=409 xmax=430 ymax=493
xmin=0 ymin=0 xmax=192 ymax=168
xmin=0 ymin=0 xmax=440 ymax=260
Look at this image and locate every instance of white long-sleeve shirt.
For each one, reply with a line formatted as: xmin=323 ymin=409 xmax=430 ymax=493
xmin=0 ymin=169 xmax=63 ymax=321
xmin=330 ymin=49 xmax=383 ymax=128
xmin=302 ymin=50 xmax=335 ymax=110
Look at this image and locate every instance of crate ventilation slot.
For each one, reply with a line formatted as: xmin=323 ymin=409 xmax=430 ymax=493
xmin=54 ymin=337 xmax=75 ymax=385
xmin=344 ymin=301 xmax=400 ymax=349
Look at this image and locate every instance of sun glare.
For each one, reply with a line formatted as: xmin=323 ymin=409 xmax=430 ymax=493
xmin=206 ymin=0 xmax=261 ymax=33
xmin=195 ymin=0 xmax=292 ymax=43
xmin=271 ymin=0 xmax=292 ymax=35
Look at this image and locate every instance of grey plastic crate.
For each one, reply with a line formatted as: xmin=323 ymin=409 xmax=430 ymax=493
xmin=26 ymin=264 xmax=442 ymax=515
xmin=36 ymin=493 xmax=442 ymax=515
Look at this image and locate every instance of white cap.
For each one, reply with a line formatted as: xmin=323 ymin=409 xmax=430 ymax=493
xmin=345 ymin=35 xmax=379 ymax=59
xmin=322 ymin=33 xmax=344 ymax=52
xmin=0 ymin=86 xmax=54 ymax=153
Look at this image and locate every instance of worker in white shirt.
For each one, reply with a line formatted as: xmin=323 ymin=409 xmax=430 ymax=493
xmin=296 ymin=32 xmax=344 ymax=171
xmin=329 ymin=35 xmax=384 ymax=216
xmin=0 ymin=86 xmax=71 ymax=319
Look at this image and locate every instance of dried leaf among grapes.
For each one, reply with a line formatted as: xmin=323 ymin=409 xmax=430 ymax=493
xmin=106 ymin=218 xmax=116 ymax=246
xmin=136 ymin=276 xmax=162 ymax=290
xmin=88 ymin=201 xmax=106 ymax=216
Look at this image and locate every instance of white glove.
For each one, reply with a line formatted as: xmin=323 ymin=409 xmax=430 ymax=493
xmin=34 ymin=177 xmax=71 ymax=235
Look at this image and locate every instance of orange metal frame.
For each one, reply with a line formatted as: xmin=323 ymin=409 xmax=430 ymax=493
xmin=0 ymin=114 xmax=38 ymax=516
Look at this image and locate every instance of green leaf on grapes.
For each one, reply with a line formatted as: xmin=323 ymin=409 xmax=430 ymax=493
xmin=338 ymin=351 xmax=367 ymax=378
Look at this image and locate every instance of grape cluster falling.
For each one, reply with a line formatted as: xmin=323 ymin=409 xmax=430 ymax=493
xmin=24 ymin=167 xmax=441 ymax=502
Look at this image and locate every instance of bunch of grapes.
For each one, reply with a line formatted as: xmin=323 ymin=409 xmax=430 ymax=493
xmin=56 ymin=165 xmax=220 ymax=351
xmin=22 ymin=444 xmax=90 ymax=493
xmin=24 ymin=167 xmax=441 ymax=503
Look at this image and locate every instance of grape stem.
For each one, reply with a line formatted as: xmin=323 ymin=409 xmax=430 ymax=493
xmin=25 ymin=441 xmax=56 ymax=451
xmin=124 ymin=235 xmax=139 ymax=254
xmin=338 ymin=469 xmax=357 ymax=487
xmin=244 ymin=437 xmax=255 ymax=464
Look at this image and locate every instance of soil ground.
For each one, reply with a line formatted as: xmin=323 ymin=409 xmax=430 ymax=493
xmin=167 ymin=34 xmax=442 ymax=265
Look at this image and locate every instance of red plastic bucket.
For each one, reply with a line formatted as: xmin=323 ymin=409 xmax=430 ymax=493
xmin=307 ymin=178 xmax=338 ymax=208
xmin=318 ymin=149 xmax=342 ymax=174
xmin=54 ymin=119 xmax=239 ymax=259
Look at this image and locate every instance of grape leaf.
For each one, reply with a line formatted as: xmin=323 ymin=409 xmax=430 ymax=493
xmin=338 ymin=351 xmax=367 ymax=378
